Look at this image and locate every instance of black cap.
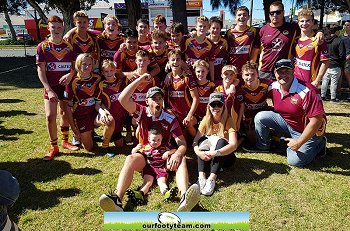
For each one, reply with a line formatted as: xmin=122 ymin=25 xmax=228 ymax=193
xmin=208 ymin=92 xmax=225 ymax=105
xmin=275 ymin=59 xmax=294 ymax=71
xmin=146 ymin=87 xmax=164 ymax=98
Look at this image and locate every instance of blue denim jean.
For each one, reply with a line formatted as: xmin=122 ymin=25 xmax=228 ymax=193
xmin=254 ymin=111 xmax=325 ymax=166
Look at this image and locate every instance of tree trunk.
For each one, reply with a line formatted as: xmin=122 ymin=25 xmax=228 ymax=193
xmin=34 ymin=10 xmax=41 ymax=41
xmin=319 ymin=0 xmax=325 ymax=29
xmin=171 ymin=0 xmax=188 ymax=33
xmin=56 ymin=1 xmax=81 ymax=32
xmin=4 ymin=9 xmax=16 ymax=40
xmin=125 ymin=0 xmax=142 ymax=29
xmin=27 ymin=0 xmax=48 ymax=23
xmin=263 ymin=0 xmax=275 ymax=23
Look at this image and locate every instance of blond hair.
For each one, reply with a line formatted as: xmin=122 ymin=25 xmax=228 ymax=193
xmin=75 ymin=53 xmax=94 ymax=73
xmin=221 ymin=65 xmax=237 ymax=76
xmin=241 ymin=61 xmax=258 ymax=74
xmin=101 ymin=59 xmax=116 ymax=71
xmin=197 ymin=16 xmax=209 ymax=23
xmin=201 ymin=104 xmax=229 ymax=137
xmin=193 ymin=59 xmax=209 ymax=70
xmin=103 ymin=15 xmax=122 ymax=31
xmin=73 ymin=11 xmax=88 ymax=21
xmin=298 ymin=8 xmax=314 ymax=21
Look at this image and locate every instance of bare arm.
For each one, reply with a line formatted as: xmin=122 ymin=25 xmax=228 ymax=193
xmin=209 ymin=61 xmax=215 ymax=82
xmin=167 ymin=135 xmax=187 ymax=171
xmin=149 ymin=63 xmax=161 ymax=78
xmin=37 ymin=63 xmax=58 ymax=103
xmin=312 ymin=60 xmax=329 ymax=88
xmin=250 ymin=47 xmax=260 ymax=63
xmin=183 ymin=88 xmax=199 ymax=126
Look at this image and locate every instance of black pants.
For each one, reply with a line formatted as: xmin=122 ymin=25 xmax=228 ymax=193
xmin=197 ymin=136 xmax=236 ymax=175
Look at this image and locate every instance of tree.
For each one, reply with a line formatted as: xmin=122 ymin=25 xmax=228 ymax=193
xmin=125 ymin=0 xmax=141 ymax=29
xmin=170 ymin=0 xmax=188 ymax=33
xmin=26 ymin=0 xmax=48 ymax=23
xmin=0 ymin=0 xmax=26 ymax=40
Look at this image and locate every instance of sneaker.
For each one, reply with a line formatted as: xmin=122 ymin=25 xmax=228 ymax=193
xmin=197 ymin=177 xmax=206 ymax=192
xmin=317 ymin=136 xmax=328 ymax=158
xmin=242 ymin=145 xmax=270 ymax=153
xmin=43 ymin=146 xmax=59 ymax=161
xmin=62 ymin=141 xmax=79 ymax=151
xmin=201 ymin=179 xmax=216 ymax=196
xmin=164 ymin=187 xmax=178 ymax=202
xmin=101 ymin=147 xmax=115 ymax=157
xmin=126 ymin=189 xmax=145 ymax=205
xmin=330 ymin=98 xmax=340 ymax=102
xmin=99 ymin=192 xmax=123 ymax=212
xmin=92 ymin=131 xmax=102 ymax=142
xmin=177 ymin=184 xmax=200 ymax=212
xmin=72 ymin=136 xmax=81 ymax=146
xmin=125 ymin=131 xmax=133 ymax=143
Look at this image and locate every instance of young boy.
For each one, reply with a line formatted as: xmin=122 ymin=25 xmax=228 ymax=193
xmin=152 ymin=15 xmax=168 ymax=33
xmin=185 ymin=16 xmax=215 ymax=81
xmin=240 ymin=61 xmax=272 ymax=144
xmin=148 ymin=31 xmax=169 ymax=82
xmin=294 ymin=8 xmax=329 ymax=87
xmin=208 ymin=16 xmax=228 ymax=85
xmin=168 ymin=22 xmax=187 ymax=52
xmin=126 ymin=127 xmax=177 ymax=205
xmin=36 ymin=15 xmax=79 ymax=160
xmin=136 ymin=19 xmax=152 ymax=49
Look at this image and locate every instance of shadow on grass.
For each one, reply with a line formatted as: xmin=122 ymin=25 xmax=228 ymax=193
xmin=326 ymin=112 xmax=350 ymax=117
xmin=0 ymin=158 xmax=102 ymax=222
xmin=0 ymin=99 xmax=24 ymax=103
xmin=0 ymin=121 xmax=33 ymax=141
xmin=0 ymin=110 xmax=36 ymax=117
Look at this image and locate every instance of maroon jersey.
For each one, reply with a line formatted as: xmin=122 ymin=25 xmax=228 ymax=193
xmin=226 ymin=26 xmax=260 ymax=74
xmin=65 ymin=73 xmax=101 ymax=116
xmin=148 ymin=48 xmax=169 ymax=82
xmin=241 ymin=78 xmax=273 ymax=119
xmin=258 ymin=22 xmax=299 ymax=72
xmin=133 ymin=104 xmax=183 ymax=145
xmin=195 ymin=80 xmax=216 ymax=118
xmin=163 ymin=71 xmax=197 ymax=122
xmin=113 ymin=49 xmax=137 ymax=72
xmin=167 ymin=35 xmax=189 ymax=53
xmin=184 ymin=37 xmax=215 ymax=66
xmin=96 ymin=33 xmax=124 ymax=67
xmin=139 ymin=144 xmax=169 ymax=168
xmin=138 ymin=40 xmax=152 ymax=50
xmin=36 ymin=38 xmax=75 ymax=87
xmin=294 ymin=37 xmax=329 ymax=83
xmin=69 ymin=31 xmax=97 ymax=58
xmin=211 ymin=37 xmax=228 ymax=83
xmin=95 ymin=75 xmax=127 ymax=133
xmin=126 ymin=73 xmax=160 ymax=106
xmin=269 ymin=78 xmax=326 ymax=134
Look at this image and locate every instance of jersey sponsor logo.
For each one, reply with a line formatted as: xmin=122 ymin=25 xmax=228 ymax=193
xmin=47 ymin=62 xmax=71 ymax=71
xmin=79 ymin=97 xmax=95 ymax=106
xmin=272 ymin=38 xmax=283 ymax=51
xmin=296 ymin=58 xmax=311 ymax=70
xmin=170 ymin=91 xmax=185 ymax=97
xmin=229 ymin=45 xmax=250 ymax=55
xmin=283 ymin=30 xmax=289 ymax=35
xmin=110 ymin=93 xmax=121 ymax=102
xmin=290 ymin=96 xmax=298 ymax=104
xmin=246 ymin=102 xmax=266 ymax=110
xmin=214 ymin=58 xmax=224 ymax=65
xmin=199 ymin=96 xmax=209 ymax=103
xmin=132 ymin=93 xmax=146 ymax=102
xmin=101 ymin=49 xmax=116 ymax=58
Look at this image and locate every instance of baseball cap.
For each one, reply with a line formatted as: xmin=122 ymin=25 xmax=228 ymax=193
xmin=274 ymin=59 xmax=294 ymax=71
xmin=208 ymin=92 xmax=225 ymax=105
xmin=146 ymin=86 xmax=164 ymax=98
xmin=0 ymin=170 xmax=20 ymax=206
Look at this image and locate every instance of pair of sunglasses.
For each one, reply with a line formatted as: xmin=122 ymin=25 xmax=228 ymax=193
xmin=210 ymin=102 xmax=224 ymax=108
xmin=269 ymin=10 xmax=283 ymax=16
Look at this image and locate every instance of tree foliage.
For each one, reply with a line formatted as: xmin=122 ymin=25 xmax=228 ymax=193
xmin=0 ymin=0 xmax=27 ymax=40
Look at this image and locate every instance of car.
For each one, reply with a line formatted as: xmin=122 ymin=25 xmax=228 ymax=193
xmin=16 ymin=33 xmax=32 ymax=41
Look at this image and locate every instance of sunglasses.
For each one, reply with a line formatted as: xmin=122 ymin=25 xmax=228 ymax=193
xmin=210 ymin=102 xmax=224 ymax=108
xmin=269 ymin=10 xmax=283 ymax=16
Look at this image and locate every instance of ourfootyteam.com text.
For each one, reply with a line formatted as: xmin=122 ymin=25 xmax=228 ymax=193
xmin=142 ymin=223 xmax=211 ymax=229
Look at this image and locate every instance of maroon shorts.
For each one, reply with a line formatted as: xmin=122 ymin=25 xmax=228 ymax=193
xmin=74 ymin=112 xmax=96 ymax=133
xmin=142 ymin=164 xmax=168 ymax=179
xmin=43 ymin=85 xmax=65 ymax=101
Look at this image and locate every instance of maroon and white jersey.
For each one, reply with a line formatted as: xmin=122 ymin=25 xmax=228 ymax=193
xmin=258 ymin=22 xmax=299 ymax=72
xmin=69 ymin=31 xmax=97 ymax=58
xmin=195 ymin=80 xmax=216 ymax=118
xmin=294 ymin=37 xmax=329 ymax=83
xmin=211 ymin=37 xmax=228 ymax=83
xmin=36 ymin=38 xmax=75 ymax=87
xmin=113 ymin=49 xmax=137 ymax=72
xmin=241 ymin=78 xmax=273 ymax=119
xmin=96 ymin=33 xmax=124 ymax=66
xmin=133 ymin=104 xmax=183 ymax=145
xmin=139 ymin=144 xmax=170 ymax=168
xmin=184 ymin=37 xmax=215 ymax=66
xmin=269 ymin=77 xmax=326 ymax=134
xmin=226 ymin=26 xmax=260 ymax=74
xmin=163 ymin=71 xmax=197 ymax=122
xmin=126 ymin=73 xmax=160 ymax=106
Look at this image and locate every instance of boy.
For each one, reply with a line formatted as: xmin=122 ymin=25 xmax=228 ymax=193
xmin=152 ymin=15 xmax=168 ymax=33
xmin=148 ymin=31 xmax=169 ymax=82
xmin=168 ymin=22 xmax=187 ymax=52
xmin=294 ymin=8 xmax=329 ymax=86
xmin=136 ymin=19 xmax=152 ymax=49
xmin=126 ymin=127 xmax=177 ymax=205
xmin=36 ymin=15 xmax=79 ymax=161
xmin=185 ymin=16 xmax=215 ymax=81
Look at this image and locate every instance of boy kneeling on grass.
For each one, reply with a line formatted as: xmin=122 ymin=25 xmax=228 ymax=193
xmin=126 ymin=127 xmax=177 ymax=205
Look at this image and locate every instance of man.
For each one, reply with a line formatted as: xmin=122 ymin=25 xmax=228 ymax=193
xmin=247 ymin=59 xmax=327 ymax=167
xmin=99 ymin=74 xmax=200 ymax=212
xmin=341 ymin=21 xmax=350 ymax=100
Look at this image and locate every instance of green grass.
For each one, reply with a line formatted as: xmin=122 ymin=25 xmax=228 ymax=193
xmin=0 ymin=57 xmax=350 ymax=230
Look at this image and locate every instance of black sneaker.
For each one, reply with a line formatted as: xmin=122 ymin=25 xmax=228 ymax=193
xmin=242 ymin=145 xmax=270 ymax=153
xmin=177 ymin=184 xmax=200 ymax=212
xmin=126 ymin=189 xmax=145 ymax=205
xmin=101 ymin=147 xmax=115 ymax=157
xmin=317 ymin=136 xmax=328 ymax=158
xmin=99 ymin=192 xmax=123 ymax=211
xmin=164 ymin=187 xmax=178 ymax=202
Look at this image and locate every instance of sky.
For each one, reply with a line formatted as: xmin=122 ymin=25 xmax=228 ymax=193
xmin=202 ymin=0 xmax=293 ymax=20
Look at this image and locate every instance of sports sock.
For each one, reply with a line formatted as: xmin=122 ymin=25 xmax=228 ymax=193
xmin=50 ymin=138 xmax=58 ymax=148
xmin=61 ymin=126 xmax=69 ymax=142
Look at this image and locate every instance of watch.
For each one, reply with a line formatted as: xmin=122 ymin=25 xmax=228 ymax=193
xmin=215 ymin=150 xmax=221 ymax=157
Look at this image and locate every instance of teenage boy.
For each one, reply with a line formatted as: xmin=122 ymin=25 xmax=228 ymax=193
xmin=148 ymin=31 xmax=169 ymax=82
xmin=168 ymin=22 xmax=187 ymax=52
xmin=152 ymin=15 xmax=168 ymax=33
xmin=136 ymin=19 xmax=152 ymax=49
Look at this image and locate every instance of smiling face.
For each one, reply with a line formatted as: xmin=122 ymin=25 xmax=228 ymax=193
xmin=195 ymin=65 xmax=209 ymax=83
xmin=79 ymin=57 xmax=93 ymax=77
xmin=196 ymin=21 xmax=209 ymax=37
xmin=209 ymin=22 xmax=221 ymax=37
xmin=104 ymin=18 xmax=119 ymax=37
xmin=125 ymin=37 xmax=138 ymax=52
xmin=154 ymin=22 xmax=167 ymax=32
xmin=136 ymin=22 xmax=149 ymax=36
xmin=170 ymin=31 xmax=183 ymax=45
xmin=209 ymin=101 xmax=224 ymax=118
xmin=148 ymin=133 xmax=162 ymax=148
xmin=298 ymin=15 xmax=314 ymax=34
xmin=48 ymin=22 xmax=64 ymax=39
xmin=168 ymin=54 xmax=181 ymax=72
xmin=275 ymin=67 xmax=294 ymax=87
xmin=75 ymin=17 xmax=89 ymax=32
xmin=135 ymin=55 xmax=150 ymax=70
xmin=146 ymin=93 xmax=164 ymax=116
xmin=102 ymin=66 xmax=116 ymax=81
xmin=242 ymin=69 xmax=258 ymax=88
xmin=235 ymin=10 xmax=249 ymax=27
xmin=151 ymin=37 xmax=166 ymax=54
xmin=222 ymin=70 xmax=237 ymax=85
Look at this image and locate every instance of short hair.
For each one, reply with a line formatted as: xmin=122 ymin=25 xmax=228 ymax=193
xmin=235 ymin=6 xmax=250 ymax=15
xmin=137 ymin=18 xmax=149 ymax=26
xmin=169 ymin=22 xmax=185 ymax=34
xmin=197 ymin=16 xmax=209 ymax=23
xmin=103 ymin=15 xmax=122 ymax=31
xmin=73 ymin=11 xmax=88 ymax=20
xmin=241 ymin=61 xmax=258 ymax=74
xmin=329 ymin=24 xmax=341 ymax=34
xmin=101 ymin=59 xmax=116 ymax=71
xmin=148 ymin=126 xmax=162 ymax=136
xmin=124 ymin=28 xmax=138 ymax=38
xmin=298 ymin=8 xmax=314 ymax=21
xmin=136 ymin=50 xmax=150 ymax=58
xmin=151 ymin=30 xmax=167 ymax=41
xmin=193 ymin=59 xmax=209 ymax=70
xmin=221 ymin=65 xmax=237 ymax=75
xmin=48 ymin=15 xmax=63 ymax=24
xmin=168 ymin=49 xmax=182 ymax=58
xmin=153 ymin=15 xmax=166 ymax=25
xmin=75 ymin=53 xmax=94 ymax=73
xmin=270 ymin=1 xmax=284 ymax=11
xmin=209 ymin=16 xmax=223 ymax=29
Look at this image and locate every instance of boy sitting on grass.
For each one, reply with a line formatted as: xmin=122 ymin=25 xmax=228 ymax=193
xmin=126 ymin=127 xmax=177 ymax=205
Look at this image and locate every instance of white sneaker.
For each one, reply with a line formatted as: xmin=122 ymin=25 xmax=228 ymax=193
xmin=177 ymin=184 xmax=200 ymax=212
xmin=72 ymin=136 xmax=81 ymax=146
xmin=202 ymin=179 xmax=215 ymax=196
xmin=197 ymin=177 xmax=206 ymax=192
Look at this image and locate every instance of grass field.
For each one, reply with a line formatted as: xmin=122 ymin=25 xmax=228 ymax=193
xmin=0 ymin=57 xmax=349 ymax=231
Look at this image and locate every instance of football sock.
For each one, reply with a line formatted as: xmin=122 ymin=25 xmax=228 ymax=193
xmin=61 ymin=126 xmax=69 ymax=142
xmin=50 ymin=138 xmax=58 ymax=148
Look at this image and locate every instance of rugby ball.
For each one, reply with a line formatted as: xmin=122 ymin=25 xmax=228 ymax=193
xmin=157 ymin=212 xmax=181 ymax=224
